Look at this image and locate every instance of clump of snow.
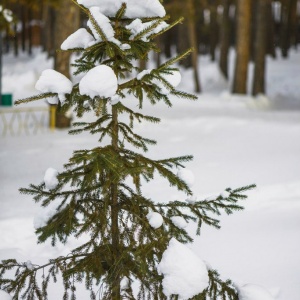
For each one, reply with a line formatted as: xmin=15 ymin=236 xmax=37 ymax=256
xmin=237 ymin=284 xmax=275 ymax=300
xmin=147 ymin=212 xmax=163 ymax=229
xmin=78 ymin=0 xmax=166 ymax=18
xmin=0 ymin=290 xmax=12 ymax=300
xmin=35 ymin=69 xmax=72 ymax=103
xmin=88 ymin=7 xmax=115 ymax=41
xmin=171 ymin=216 xmax=188 ymax=229
xmin=177 ymin=168 xmax=195 ymax=187
xmin=110 ymin=94 xmax=121 ymax=105
xmin=44 ymin=168 xmax=59 ymax=190
xmin=155 ymin=70 xmax=182 ymax=95
xmin=34 ymin=199 xmax=63 ymax=229
xmin=79 ymin=65 xmax=118 ymax=98
xmin=126 ymin=19 xmax=168 ymax=41
xmin=186 ymin=195 xmax=198 ymax=204
xmin=157 ymin=238 xmax=209 ymax=299
xmin=0 ymin=6 xmax=13 ymax=23
xmin=25 ymin=260 xmax=34 ymax=270
xmin=137 ymin=69 xmax=152 ymax=80
xmin=221 ymin=190 xmax=231 ymax=199
xmin=61 ymin=28 xmax=95 ymax=50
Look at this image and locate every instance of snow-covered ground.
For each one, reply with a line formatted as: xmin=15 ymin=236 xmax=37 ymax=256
xmin=1 ymin=48 xmax=300 ymax=299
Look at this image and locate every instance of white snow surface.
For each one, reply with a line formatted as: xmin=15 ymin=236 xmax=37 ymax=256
xmin=177 ymin=168 xmax=195 ymax=187
xmin=79 ymin=65 xmax=118 ymax=98
xmin=0 ymin=290 xmax=12 ymax=300
xmin=126 ymin=19 xmax=168 ymax=41
xmin=157 ymin=238 xmax=209 ymax=299
xmin=77 ymin=0 xmax=166 ymax=18
xmin=44 ymin=168 xmax=59 ymax=190
xmin=170 ymin=216 xmax=188 ymax=229
xmin=237 ymin=284 xmax=275 ymax=300
xmin=155 ymin=70 xmax=181 ymax=94
xmin=33 ymin=198 xmax=63 ymax=229
xmin=35 ymin=69 xmax=72 ymax=103
xmin=1 ymin=49 xmax=300 ymax=299
xmin=147 ymin=212 xmax=163 ymax=229
xmin=88 ymin=7 xmax=115 ymax=41
xmin=61 ymin=28 xmax=95 ymax=50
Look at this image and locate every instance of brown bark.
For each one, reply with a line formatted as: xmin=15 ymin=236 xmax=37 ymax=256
xmin=209 ymin=4 xmax=218 ymax=61
xmin=53 ymin=0 xmax=80 ymax=128
xmin=232 ymin=0 xmax=252 ymax=94
xmin=219 ymin=0 xmax=230 ymax=79
xmin=187 ymin=0 xmax=201 ymax=92
xmin=252 ymin=0 xmax=270 ymax=95
xmin=54 ymin=0 xmax=80 ymax=77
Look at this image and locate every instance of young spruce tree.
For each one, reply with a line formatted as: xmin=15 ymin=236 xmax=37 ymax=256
xmin=0 ymin=1 xmax=255 ymax=299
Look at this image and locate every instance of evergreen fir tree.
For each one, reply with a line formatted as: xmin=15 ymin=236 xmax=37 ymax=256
xmin=0 ymin=1 xmax=256 ymax=299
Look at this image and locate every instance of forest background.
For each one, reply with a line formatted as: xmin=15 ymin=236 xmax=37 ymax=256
xmin=2 ymin=0 xmax=300 ymax=100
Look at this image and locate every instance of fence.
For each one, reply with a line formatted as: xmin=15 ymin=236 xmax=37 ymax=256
xmin=0 ymin=106 xmax=56 ymax=137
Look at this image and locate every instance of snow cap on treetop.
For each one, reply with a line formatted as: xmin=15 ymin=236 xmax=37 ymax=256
xmin=79 ymin=65 xmax=118 ymax=98
xmin=237 ymin=284 xmax=275 ymax=300
xmin=157 ymin=238 xmax=209 ymax=299
xmin=77 ymin=0 xmax=166 ymax=18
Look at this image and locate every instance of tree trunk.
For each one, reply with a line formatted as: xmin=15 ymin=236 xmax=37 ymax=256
xmin=110 ymin=106 xmax=121 ymax=300
xmin=219 ymin=0 xmax=230 ymax=79
xmin=21 ymin=5 xmax=27 ymax=52
xmin=54 ymin=0 xmax=80 ymax=128
xmin=209 ymin=4 xmax=218 ymax=61
xmin=266 ymin=1 xmax=276 ymax=58
xmin=187 ymin=0 xmax=201 ymax=92
xmin=28 ymin=8 xmax=33 ymax=56
xmin=280 ymin=0 xmax=291 ymax=58
xmin=232 ymin=0 xmax=252 ymax=94
xmin=252 ymin=0 xmax=270 ymax=96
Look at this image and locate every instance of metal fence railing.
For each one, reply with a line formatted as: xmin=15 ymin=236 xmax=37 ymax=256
xmin=0 ymin=106 xmax=56 ymax=137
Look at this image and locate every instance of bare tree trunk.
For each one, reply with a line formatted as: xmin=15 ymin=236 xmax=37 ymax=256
xmin=187 ymin=0 xmax=201 ymax=92
xmin=21 ymin=5 xmax=27 ymax=52
xmin=28 ymin=8 xmax=33 ymax=56
xmin=232 ymin=0 xmax=252 ymax=94
xmin=54 ymin=0 xmax=80 ymax=128
xmin=209 ymin=3 xmax=218 ymax=61
xmin=280 ymin=0 xmax=291 ymax=58
xmin=219 ymin=0 xmax=230 ymax=79
xmin=252 ymin=0 xmax=270 ymax=96
xmin=266 ymin=1 xmax=276 ymax=58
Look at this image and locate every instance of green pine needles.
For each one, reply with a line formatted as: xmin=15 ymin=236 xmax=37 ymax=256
xmin=0 ymin=1 xmax=256 ymax=299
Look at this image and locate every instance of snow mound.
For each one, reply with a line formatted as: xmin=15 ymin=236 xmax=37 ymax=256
xmin=35 ymin=69 xmax=72 ymax=103
xmin=147 ymin=212 xmax=163 ymax=229
xmin=157 ymin=238 xmax=209 ymax=299
xmin=171 ymin=216 xmax=188 ymax=229
xmin=79 ymin=65 xmax=118 ymax=98
xmin=237 ymin=284 xmax=275 ymax=300
xmin=78 ymin=0 xmax=166 ymax=18
xmin=44 ymin=168 xmax=59 ymax=190
xmin=177 ymin=168 xmax=195 ymax=187
xmin=61 ymin=28 xmax=95 ymax=50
